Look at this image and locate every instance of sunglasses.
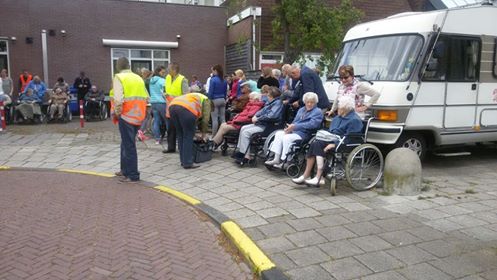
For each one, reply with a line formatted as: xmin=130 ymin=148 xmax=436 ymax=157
xmin=339 ymin=75 xmax=350 ymax=80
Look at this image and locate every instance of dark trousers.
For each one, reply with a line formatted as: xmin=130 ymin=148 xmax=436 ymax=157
xmin=119 ymin=117 xmax=140 ymax=181
xmin=166 ymin=118 xmax=177 ymax=152
xmin=85 ymin=100 xmax=100 ymax=117
xmin=169 ymin=105 xmax=196 ymax=167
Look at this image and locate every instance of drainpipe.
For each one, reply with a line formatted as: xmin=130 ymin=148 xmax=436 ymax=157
xmin=41 ymin=30 xmax=49 ymax=84
xmin=252 ymin=7 xmax=256 ymax=70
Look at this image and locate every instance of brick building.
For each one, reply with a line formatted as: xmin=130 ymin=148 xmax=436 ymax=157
xmin=0 ymin=0 xmax=437 ymax=94
xmin=0 ymin=0 xmax=227 ymax=93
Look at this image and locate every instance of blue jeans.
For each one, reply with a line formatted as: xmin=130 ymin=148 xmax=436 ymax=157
xmin=151 ymin=103 xmax=167 ymax=141
xmin=170 ymin=105 xmax=196 ymax=167
xmin=119 ymin=117 xmax=140 ymax=181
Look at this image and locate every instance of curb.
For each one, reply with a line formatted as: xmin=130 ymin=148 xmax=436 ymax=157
xmin=0 ymin=167 xmax=288 ymax=280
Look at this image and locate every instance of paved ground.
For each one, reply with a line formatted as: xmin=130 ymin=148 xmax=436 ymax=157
xmin=0 ymin=170 xmax=252 ymax=280
xmin=1 ymin=120 xmax=497 ymax=280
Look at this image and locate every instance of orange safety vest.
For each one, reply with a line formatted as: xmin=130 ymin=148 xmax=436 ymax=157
xmin=115 ymin=71 xmax=148 ymax=126
xmin=170 ymin=93 xmax=208 ymax=118
xmin=19 ymin=74 xmax=33 ymax=92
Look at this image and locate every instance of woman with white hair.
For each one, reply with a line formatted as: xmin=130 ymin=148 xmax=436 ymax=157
xmin=265 ymin=92 xmax=323 ymax=168
xmin=293 ymin=95 xmax=363 ymax=186
xmin=211 ymin=91 xmax=265 ymax=146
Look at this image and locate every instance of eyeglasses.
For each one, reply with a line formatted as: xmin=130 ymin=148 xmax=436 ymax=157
xmin=339 ymin=75 xmax=350 ymax=80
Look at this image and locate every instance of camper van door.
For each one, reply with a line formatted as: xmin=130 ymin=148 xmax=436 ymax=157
xmin=443 ymin=36 xmax=480 ymax=129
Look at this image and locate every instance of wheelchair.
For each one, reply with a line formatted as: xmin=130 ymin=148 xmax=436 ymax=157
xmin=13 ymin=102 xmax=44 ymax=124
xmin=84 ymin=100 xmax=108 ymax=121
xmin=226 ymin=122 xmax=284 ymax=167
xmin=322 ymin=118 xmax=384 ymax=196
xmin=46 ymin=101 xmax=72 ymax=123
xmin=263 ymin=133 xmax=315 ymax=177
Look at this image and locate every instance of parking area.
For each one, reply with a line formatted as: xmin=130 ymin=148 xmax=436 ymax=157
xmin=1 ymin=119 xmax=497 ymax=279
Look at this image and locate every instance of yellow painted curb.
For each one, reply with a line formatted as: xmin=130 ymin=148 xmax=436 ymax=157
xmin=58 ymin=169 xmax=115 ymax=178
xmin=154 ymin=185 xmax=201 ymax=206
xmin=0 ymin=166 xmax=11 ymax=170
xmin=221 ymin=221 xmax=275 ymax=274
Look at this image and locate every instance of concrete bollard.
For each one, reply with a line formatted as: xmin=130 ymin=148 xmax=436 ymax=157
xmin=383 ymin=148 xmax=422 ymax=196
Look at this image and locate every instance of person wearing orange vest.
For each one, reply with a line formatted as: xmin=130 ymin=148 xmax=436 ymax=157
xmin=18 ymin=70 xmax=33 ymax=94
xmin=163 ymin=62 xmax=189 ymax=153
xmin=169 ymin=92 xmax=211 ymax=169
xmin=112 ymin=57 xmax=149 ymax=182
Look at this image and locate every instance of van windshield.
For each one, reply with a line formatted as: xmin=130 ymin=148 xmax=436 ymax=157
xmin=333 ymin=35 xmax=423 ymax=81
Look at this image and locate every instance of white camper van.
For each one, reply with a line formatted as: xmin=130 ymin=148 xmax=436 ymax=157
xmin=325 ymin=3 xmax=497 ymax=158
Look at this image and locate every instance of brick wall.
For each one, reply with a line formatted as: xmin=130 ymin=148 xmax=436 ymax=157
xmin=0 ymin=0 xmax=227 ymax=93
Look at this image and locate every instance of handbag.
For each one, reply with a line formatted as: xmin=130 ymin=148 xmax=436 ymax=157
xmin=315 ymin=130 xmax=340 ymax=142
xmin=193 ymin=140 xmax=213 ymax=163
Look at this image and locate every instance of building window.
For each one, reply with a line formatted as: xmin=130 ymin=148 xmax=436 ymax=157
xmin=0 ymin=40 xmax=9 ymax=75
xmin=111 ymin=48 xmax=170 ymax=76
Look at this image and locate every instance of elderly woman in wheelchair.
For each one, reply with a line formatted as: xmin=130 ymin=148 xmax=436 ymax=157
xmin=292 ymin=95 xmax=362 ymax=186
xmin=232 ymin=86 xmax=283 ymax=165
xmin=265 ymin=92 xmax=323 ymax=169
xmin=212 ymin=91 xmax=264 ymax=148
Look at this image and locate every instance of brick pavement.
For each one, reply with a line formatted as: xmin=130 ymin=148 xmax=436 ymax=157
xmin=1 ymin=120 xmax=497 ymax=279
xmin=0 ymin=170 xmax=251 ymax=280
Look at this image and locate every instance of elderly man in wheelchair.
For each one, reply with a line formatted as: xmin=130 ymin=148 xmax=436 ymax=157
xmin=84 ymin=85 xmax=106 ymax=120
xmin=292 ymin=95 xmax=384 ymax=195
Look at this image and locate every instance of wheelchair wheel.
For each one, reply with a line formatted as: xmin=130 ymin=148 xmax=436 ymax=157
xmin=345 ymin=144 xmax=383 ymax=191
xmin=262 ymin=130 xmax=279 ymax=157
xmin=329 ymin=177 xmax=337 ymax=196
xmin=100 ymin=103 xmax=108 ymax=120
xmin=286 ymin=163 xmax=300 ymax=178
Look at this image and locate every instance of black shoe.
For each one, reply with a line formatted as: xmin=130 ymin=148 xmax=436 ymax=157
xmin=183 ymin=164 xmax=200 ymax=169
xmin=231 ymin=152 xmax=244 ymax=160
xmin=162 ymin=149 xmax=176 ymax=154
xmin=239 ymin=158 xmax=249 ymax=167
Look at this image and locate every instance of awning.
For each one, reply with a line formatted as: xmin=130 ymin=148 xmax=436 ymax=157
xmin=102 ymin=39 xmax=178 ymax=48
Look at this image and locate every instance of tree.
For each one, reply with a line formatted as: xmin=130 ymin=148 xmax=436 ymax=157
xmin=272 ymin=0 xmax=363 ymax=71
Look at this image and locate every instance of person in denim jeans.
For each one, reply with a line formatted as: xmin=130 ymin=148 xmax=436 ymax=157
xmin=149 ymin=66 xmax=167 ymax=144
xmin=208 ymin=64 xmax=228 ymax=136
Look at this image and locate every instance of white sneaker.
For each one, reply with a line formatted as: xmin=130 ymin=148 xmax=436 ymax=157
xmin=264 ymin=159 xmax=280 ymax=166
xmin=292 ymin=175 xmax=308 ymax=184
xmin=305 ymin=177 xmax=324 ymax=186
xmin=273 ymin=162 xmax=284 ymax=169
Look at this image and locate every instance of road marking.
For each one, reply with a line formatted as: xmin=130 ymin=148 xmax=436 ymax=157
xmin=58 ymin=169 xmax=115 ymax=177
xmin=154 ymin=185 xmax=201 ymax=205
xmin=221 ymin=220 xmax=275 ymax=275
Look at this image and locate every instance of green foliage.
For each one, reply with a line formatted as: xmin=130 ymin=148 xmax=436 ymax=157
xmin=272 ymin=0 xmax=363 ymax=71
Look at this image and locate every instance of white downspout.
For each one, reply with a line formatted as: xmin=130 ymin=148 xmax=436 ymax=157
xmin=41 ymin=30 xmax=49 ymax=84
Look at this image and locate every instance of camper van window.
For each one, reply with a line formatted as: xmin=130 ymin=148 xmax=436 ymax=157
xmin=423 ymin=36 xmax=480 ymax=82
xmin=333 ymin=35 xmax=423 ymax=82
xmin=447 ymin=38 xmax=480 ymax=82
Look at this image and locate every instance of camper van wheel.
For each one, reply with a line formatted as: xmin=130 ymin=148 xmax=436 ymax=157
xmin=396 ymin=133 xmax=426 ymax=160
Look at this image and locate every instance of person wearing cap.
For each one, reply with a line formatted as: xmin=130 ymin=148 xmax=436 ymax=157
xmin=169 ymin=92 xmax=211 ymax=169
xmin=232 ymin=80 xmax=259 ymax=113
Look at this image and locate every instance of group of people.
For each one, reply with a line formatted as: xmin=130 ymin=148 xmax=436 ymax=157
xmin=0 ymin=69 xmax=105 ymax=122
xmin=109 ymin=57 xmax=381 ymax=187
xmin=206 ymin=64 xmax=381 ymax=187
